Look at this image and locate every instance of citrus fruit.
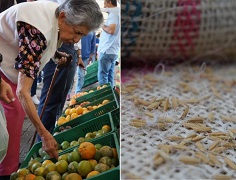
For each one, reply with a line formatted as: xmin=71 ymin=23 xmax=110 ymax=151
xmin=111 ymin=158 xmax=119 ymax=167
xmin=70 ymin=108 xmax=76 ymax=115
xmin=25 ymin=174 xmax=36 ymax=180
xmin=65 ymin=115 xmax=71 ymax=122
xmin=93 ymin=150 xmax=102 ymax=162
xmin=102 ymin=99 xmax=109 ymax=105
xmin=99 ymin=156 xmax=112 ymax=167
xmin=112 ymin=148 xmax=118 ymax=159
xmin=43 ymin=163 xmax=56 ymax=177
xmin=42 ymin=160 xmax=53 ymax=168
xmin=88 ymin=159 xmax=98 ymax=169
xmin=102 ymin=125 xmax=111 ymax=133
xmin=67 ymin=161 xmax=79 ymax=173
xmin=76 ymin=106 xmax=83 ymax=115
xmin=55 ymin=160 xmax=68 ymax=174
xmin=78 ymin=137 xmax=85 ymax=144
xmin=28 ymin=159 xmax=40 ymax=173
xmin=70 ymin=140 xmax=79 ymax=147
xmin=100 ymin=146 xmax=113 ymax=158
xmin=77 ymin=160 xmax=93 ymax=177
xmin=67 ymin=151 xmax=81 ymax=163
xmin=46 ymin=171 xmax=61 ymax=180
xmin=31 ymin=162 xmax=42 ymax=173
xmin=70 ymin=113 xmax=78 ymax=120
xmin=64 ymin=173 xmax=82 ymax=180
xmin=94 ymin=163 xmax=109 ymax=173
xmin=78 ymin=142 xmax=96 ymax=160
xmin=58 ymin=154 xmax=68 ymax=161
xmin=65 ymin=108 xmax=71 ymax=116
xmin=10 ymin=172 xmax=18 ymax=180
xmin=57 ymin=117 xmax=67 ymax=126
xmin=35 ymin=176 xmax=45 ymax=180
xmin=86 ymin=171 xmax=100 ymax=178
xmin=94 ymin=144 xmax=102 ymax=150
xmin=61 ymin=172 xmax=69 ymax=180
xmin=61 ymin=141 xmax=70 ymax=150
xmin=34 ymin=167 xmax=44 ymax=176
xmin=17 ymin=168 xmax=30 ymax=178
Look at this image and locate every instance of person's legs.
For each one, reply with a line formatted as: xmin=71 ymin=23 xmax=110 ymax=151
xmin=37 ymin=44 xmax=77 ymax=141
xmin=0 ymin=74 xmax=25 ymax=177
xmin=75 ymin=58 xmax=90 ymax=94
xmin=98 ymin=53 xmax=117 ymax=87
xmin=108 ymin=55 xmax=117 ymax=88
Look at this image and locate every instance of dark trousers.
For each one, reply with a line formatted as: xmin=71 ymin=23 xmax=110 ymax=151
xmin=37 ymin=44 xmax=77 ymax=141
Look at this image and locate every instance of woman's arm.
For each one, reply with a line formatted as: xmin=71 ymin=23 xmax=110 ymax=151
xmin=16 ymin=73 xmax=58 ymax=158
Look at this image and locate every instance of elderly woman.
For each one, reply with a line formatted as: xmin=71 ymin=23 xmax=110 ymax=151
xmin=0 ymin=0 xmax=103 ymax=178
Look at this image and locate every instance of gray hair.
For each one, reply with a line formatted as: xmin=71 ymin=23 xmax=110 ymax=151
xmin=55 ymin=0 xmax=103 ymax=31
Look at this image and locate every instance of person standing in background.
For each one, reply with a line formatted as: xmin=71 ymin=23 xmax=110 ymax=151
xmin=97 ymin=0 xmax=120 ymax=88
xmin=75 ymin=31 xmax=96 ymax=94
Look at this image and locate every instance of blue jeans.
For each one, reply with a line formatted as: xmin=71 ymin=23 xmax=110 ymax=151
xmin=37 ymin=44 xmax=77 ymax=141
xmin=97 ymin=52 xmax=118 ymax=87
xmin=75 ymin=58 xmax=90 ymax=93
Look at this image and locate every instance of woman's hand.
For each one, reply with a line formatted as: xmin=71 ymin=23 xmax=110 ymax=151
xmin=41 ymin=131 xmax=59 ymax=159
xmin=0 ymin=79 xmax=15 ymax=103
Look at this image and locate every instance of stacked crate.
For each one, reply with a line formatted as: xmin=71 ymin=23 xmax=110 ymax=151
xmin=20 ymin=83 xmax=120 ymax=180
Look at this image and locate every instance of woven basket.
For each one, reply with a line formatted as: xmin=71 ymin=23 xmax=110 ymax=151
xmin=121 ymin=0 xmax=236 ymax=61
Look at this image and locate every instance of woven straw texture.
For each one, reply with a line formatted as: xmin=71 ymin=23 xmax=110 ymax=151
xmin=121 ymin=0 xmax=236 ymax=61
xmin=121 ymin=63 xmax=236 ymax=179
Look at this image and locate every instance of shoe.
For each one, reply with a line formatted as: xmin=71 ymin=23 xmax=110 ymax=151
xmin=32 ymin=95 xmax=40 ymax=105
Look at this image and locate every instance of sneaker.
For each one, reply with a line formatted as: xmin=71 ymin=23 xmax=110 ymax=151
xmin=32 ymin=95 xmax=40 ymax=105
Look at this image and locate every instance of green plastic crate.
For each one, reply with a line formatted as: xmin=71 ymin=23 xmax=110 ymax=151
xmin=54 ymin=93 xmax=119 ymax=133
xmin=20 ymin=113 xmax=114 ymax=168
xmin=83 ymin=74 xmax=98 ymax=88
xmin=62 ymin=133 xmax=120 ymax=180
xmin=87 ymin=167 xmax=120 ymax=180
xmin=83 ymin=61 xmax=99 ymax=88
xmin=75 ymin=83 xmax=112 ymax=103
xmin=74 ymin=87 xmax=114 ymax=107
xmin=111 ymin=108 xmax=120 ymax=130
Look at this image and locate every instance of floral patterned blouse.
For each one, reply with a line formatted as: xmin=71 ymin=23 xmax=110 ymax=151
xmin=14 ymin=21 xmax=47 ymax=79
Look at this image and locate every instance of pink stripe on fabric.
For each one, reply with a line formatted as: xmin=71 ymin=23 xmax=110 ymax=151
xmin=169 ymin=0 xmax=201 ymax=58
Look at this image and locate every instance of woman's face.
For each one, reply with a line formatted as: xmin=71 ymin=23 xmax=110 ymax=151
xmin=58 ymin=12 xmax=89 ymax=44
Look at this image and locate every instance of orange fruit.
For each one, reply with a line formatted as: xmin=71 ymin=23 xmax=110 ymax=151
xmin=17 ymin=168 xmax=30 ymax=177
xmin=94 ymin=163 xmax=109 ymax=173
xmin=100 ymin=146 xmax=113 ymax=158
xmin=76 ymin=106 xmax=83 ymax=115
xmin=43 ymin=163 xmax=56 ymax=177
xmin=86 ymin=171 xmax=100 ymax=178
xmin=42 ymin=160 xmax=53 ymax=168
xmin=65 ymin=115 xmax=71 ymax=122
xmin=34 ymin=167 xmax=44 ymax=176
xmin=46 ymin=171 xmax=61 ymax=180
xmin=67 ymin=151 xmax=81 ymax=163
xmin=69 ymin=98 xmax=76 ymax=106
xmin=25 ymin=173 xmax=36 ymax=180
xmin=70 ymin=108 xmax=76 ymax=114
xmin=65 ymin=173 xmax=82 ymax=180
xmin=31 ymin=162 xmax=42 ymax=173
xmin=102 ymin=125 xmax=111 ymax=133
xmin=68 ymin=161 xmax=79 ymax=173
xmin=112 ymin=148 xmax=118 ymax=159
xmin=55 ymin=160 xmax=68 ymax=174
xmin=57 ymin=117 xmax=67 ymax=126
xmin=88 ymin=159 xmax=98 ymax=169
xmin=102 ymin=99 xmax=109 ymax=105
xmin=70 ymin=113 xmax=78 ymax=120
xmin=65 ymin=108 xmax=71 ymax=116
xmin=77 ymin=160 xmax=93 ymax=177
xmin=78 ymin=142 xmax=96 ymax=160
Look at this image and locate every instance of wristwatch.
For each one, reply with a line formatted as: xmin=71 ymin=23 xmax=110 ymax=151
xmin=78 ymin=55 xmax=82 ymax=58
